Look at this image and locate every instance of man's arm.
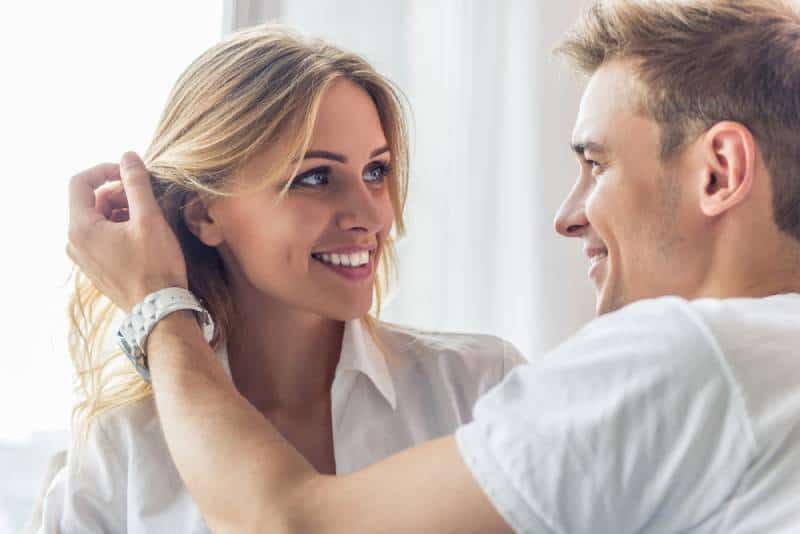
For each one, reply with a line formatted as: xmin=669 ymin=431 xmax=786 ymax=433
xmin=148 ymin=311 xmax=511 ymax=534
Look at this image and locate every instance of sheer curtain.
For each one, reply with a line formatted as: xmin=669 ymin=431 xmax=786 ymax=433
xmin=239 ymin=0 xmax=595 ymax=358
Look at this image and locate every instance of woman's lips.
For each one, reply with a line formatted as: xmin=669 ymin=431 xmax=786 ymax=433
xmin=311 ymin=252 xmax=374 ymax=282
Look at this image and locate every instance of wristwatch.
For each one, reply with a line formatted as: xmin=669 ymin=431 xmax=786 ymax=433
xmin=117 ymin=287 xmax=214 ymax=383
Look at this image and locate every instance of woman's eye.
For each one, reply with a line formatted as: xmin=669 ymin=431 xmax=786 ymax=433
xmin=290 ymin=168 xmax=329 ymax=188
xmin=364 ymin=162 xmax=390 ymax=184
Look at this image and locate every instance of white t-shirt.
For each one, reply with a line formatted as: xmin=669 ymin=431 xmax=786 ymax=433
xmin=40 ymin=319 xmax=524 ymax=533
xmin=457 ymin=294 xmax=800 ymax=533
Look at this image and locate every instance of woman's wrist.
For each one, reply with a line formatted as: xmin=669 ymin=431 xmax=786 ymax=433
xmin=145 ymin=310 xmax=208 ymax=370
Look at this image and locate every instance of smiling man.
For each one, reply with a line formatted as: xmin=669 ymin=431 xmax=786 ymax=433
xmin=65 ymin=0 xmax=800 ymax=532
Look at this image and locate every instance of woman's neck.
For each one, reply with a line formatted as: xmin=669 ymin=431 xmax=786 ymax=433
xmin=225 ymin=291 xmax=345 ymax=415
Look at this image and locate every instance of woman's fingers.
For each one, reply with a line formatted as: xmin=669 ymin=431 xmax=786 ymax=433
xmin=119 ymin=152 xmax=159 ymax=222
xmin=110 ymin=208 xmax=130 ymax=222
xmin=67 ymin=153 xmax=188 ymax=310
xmin=94 ymin=181 xmax=128 ymax=220
xmin=69 ymin=162 xmax=121 ymax=223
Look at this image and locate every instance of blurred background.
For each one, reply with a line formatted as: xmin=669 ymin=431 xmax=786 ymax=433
xmin=0 ymin=0 xmax=592 ymax=530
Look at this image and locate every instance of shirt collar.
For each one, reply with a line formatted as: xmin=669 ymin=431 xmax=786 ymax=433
xmin=336 ymin=319 xmax=397 ymax=410
xmin=214 ymin=319 xmax=397 ymax=410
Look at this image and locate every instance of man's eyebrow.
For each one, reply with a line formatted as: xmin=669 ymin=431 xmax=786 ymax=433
xmin=570 ymin=140 xmax=607 ymax=156
xmin=302 ymin=145 xmax=390 ymax=163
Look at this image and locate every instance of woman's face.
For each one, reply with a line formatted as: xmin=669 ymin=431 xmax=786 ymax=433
xmin=196 ymin=80 xmax=395 ymax=320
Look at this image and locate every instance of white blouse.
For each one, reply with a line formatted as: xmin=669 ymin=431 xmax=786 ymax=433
xmin=39 ymin=319 xmax=524 ymax=533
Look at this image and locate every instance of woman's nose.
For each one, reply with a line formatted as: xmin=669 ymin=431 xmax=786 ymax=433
xmin=554 ymin=180 xmax=590 ymax=238
xmin=336 ymin=182 xmax=386 ymax=233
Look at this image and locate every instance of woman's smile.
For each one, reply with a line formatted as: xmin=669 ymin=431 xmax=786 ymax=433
xmin=311 ymin=246 xmax=376 ymax=282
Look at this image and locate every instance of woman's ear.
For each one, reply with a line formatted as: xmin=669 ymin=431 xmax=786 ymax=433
xmin=183 ymin=194 xmax=224 ymax=247
xmin=699 ymin=121 xmax=756 ymax=217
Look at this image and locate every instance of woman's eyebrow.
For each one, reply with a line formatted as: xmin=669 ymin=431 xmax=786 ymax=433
xmin=303 ymin=145 xmax=390 ymax=163
xmin=369 ymin=145 xmax=389 ymax=158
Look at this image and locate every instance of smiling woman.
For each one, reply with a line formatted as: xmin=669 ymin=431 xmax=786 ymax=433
xmin=37 ymin=23 xmax=524 ymax=533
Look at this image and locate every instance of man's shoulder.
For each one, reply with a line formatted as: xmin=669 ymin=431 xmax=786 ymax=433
xmin=570 ymin=296 xmax=716 ymax=361
xmin=592 ymin=293 xmax=800 ymax=359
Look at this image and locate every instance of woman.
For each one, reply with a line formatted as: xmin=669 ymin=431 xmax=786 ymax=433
xmin=39 ymin=23 xmax=524 ymax=532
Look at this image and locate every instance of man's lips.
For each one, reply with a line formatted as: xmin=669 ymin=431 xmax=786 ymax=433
xmin=585 ymin=245 xmax=608 ymax=283
xmin=584 ymin=245 xmax=608 ymax=261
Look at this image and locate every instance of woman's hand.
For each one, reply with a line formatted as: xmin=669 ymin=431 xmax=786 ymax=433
xmin=66 ymin=151 xmax=188 ymax=312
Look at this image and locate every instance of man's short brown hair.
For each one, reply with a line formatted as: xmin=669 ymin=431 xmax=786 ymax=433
xmin=556 ymin=0 xmax=800 ymax=241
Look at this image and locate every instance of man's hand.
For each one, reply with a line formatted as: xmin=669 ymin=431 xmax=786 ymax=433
xmin=66 ymin=151 xmax=188 ymax=311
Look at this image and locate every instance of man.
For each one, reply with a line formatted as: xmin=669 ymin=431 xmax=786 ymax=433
xmin=67 ymin=0 xmax=800 ymax=532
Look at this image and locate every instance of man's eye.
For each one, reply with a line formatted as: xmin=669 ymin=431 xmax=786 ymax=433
xmin=364 ymin=162 xmax=390 ymax=184
xmin=291 ymin=168 xmax=329 ymax=188
xmin=585 ymin=159 xmax=604 ymax=175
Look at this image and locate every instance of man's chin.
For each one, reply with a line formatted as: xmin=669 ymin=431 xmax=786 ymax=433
xmin=594 ymin=287 xmax=626 ymax=316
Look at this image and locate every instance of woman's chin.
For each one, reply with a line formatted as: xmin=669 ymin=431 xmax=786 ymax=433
xmin=322 ymin=298 xmax=374 ymax=322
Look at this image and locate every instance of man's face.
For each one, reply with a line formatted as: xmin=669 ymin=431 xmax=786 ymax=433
xmin=554 ymin=60 xmax=707 ymax=315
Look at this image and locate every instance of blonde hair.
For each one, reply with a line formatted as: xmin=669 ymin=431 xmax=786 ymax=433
xmin=556 ymin=0 xmax=800 ymax=241
xmin=68 ymin=23 xmax=409 ymax=443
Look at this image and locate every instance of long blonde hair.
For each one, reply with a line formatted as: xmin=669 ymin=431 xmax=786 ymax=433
xmin=68 ymin=23 xmax=409 ymax=442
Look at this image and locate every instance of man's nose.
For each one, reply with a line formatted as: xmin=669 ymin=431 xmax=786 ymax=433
xmin=554 ymin=180 xmax=590 ymax=237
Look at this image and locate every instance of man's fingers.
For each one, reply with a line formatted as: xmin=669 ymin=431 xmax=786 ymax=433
xmin=119 ymin=151 xmax=159 ymax=221
xmin=69 ymin=162 xmax=121 ymax=223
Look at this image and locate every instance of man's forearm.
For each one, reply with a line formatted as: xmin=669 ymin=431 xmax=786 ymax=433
xmin=146 ymin=311 xmax=317 ymax=532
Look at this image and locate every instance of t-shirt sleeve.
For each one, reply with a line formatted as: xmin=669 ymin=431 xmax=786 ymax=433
xmin=455 ymin=297 xmax=756 ymax=534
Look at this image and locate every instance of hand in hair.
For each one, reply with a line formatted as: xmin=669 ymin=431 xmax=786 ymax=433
xmin=66 ymin=151 xmax=188 ymax=311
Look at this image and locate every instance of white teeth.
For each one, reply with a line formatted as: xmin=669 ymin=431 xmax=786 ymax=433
xmin=313 ymin=251 xmax=371 ymax=268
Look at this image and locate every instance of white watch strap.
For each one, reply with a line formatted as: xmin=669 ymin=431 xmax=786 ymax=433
xmin=117 ymin=287 xmax=214 ymax=382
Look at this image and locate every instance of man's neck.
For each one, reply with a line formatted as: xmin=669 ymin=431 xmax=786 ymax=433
xmin=695 ymin=229 xmax=800 ymax=299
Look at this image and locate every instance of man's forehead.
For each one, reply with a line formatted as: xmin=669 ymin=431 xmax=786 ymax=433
xmin=572 ymin=61 xmax=648 ymax=151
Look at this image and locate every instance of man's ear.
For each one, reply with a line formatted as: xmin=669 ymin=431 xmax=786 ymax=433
xmin=183 ymin=194 xmax=224 ymax=247
xmin=699 ymin=121 xmax=756 ymax=217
